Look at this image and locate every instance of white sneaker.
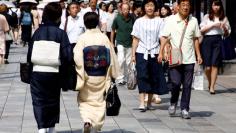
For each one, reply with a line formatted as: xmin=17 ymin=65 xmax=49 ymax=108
xmin=38 ymin=128 xmax=47 ymax=133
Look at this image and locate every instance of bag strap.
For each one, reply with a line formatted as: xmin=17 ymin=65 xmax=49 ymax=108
xmin=179 ymin=16 xmax=189 ymax=49
xmin=64 ymin=16 xmax=68 ymax=32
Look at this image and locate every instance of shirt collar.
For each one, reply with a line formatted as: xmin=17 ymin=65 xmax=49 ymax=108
xmin=175 ymin=13 xmax=191 ymax=23
xmin=175 ymin=13 xmax=182 ymax=22
xmin=69 ymin=15 xmax=79 ymax=20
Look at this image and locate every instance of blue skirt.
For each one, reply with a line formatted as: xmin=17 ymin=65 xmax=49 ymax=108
xmin=201 ymin=35 xmax=222 ymax=67
xmin=135 ymin=53 xmax=168 ymax=95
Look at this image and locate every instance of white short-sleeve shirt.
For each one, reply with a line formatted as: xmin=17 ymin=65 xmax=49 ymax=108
xmin=60 ymin=15 xmax=84 ymax=44
xmin=161 ymin=14 xmax=201 ymax=64
xmin=78 ymin=7 xmax=107 ymax=30
xmin=131 ymin=16 xmax=164 ymax=60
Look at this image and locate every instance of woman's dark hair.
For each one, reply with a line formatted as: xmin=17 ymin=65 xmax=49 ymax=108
xmin=98 ymin=2 xmax=106 ymax=9
xmin=209 ymin=0 xmax=225 ymax=21
xmin=42 ymin=2 xmax=62 ymax=24
xmin=84 ymin=12 xmax=99 ymax=29
xmin=160 ymin=5 xmax=172 ymax=18
xmin=106 ymin=2 xmax=114 ymax=12
xmin=133 ymin=1 xmax=142 ymax=11
xmin=141 ymin=0 xmax=158 ymax=13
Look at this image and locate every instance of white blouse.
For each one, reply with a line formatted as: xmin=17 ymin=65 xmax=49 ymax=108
xmin=106 ymin=12 xmax=117 ymax=32
xmin=200 ymin=14 xmax=231 ymax=36
xmin=131 ymin=17 xmax=164 ymax=60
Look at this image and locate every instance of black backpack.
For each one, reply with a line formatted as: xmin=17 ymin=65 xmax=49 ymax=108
xmin=10 ymin=9 xmax=18 ymax=28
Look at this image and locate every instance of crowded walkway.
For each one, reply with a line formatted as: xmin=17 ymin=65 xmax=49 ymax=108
xmin=0 ymin=44 xmax=236 ymax=133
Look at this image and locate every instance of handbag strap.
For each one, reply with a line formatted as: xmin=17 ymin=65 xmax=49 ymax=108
xmin=64 ymin=16 xmax=68 ymax=32
xmin=179 ymin=16 xmax=189 ymax=49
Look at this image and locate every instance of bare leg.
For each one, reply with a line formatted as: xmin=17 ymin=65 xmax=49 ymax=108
xmin=210 ymin=66 xmax=218 ymax=92
xmin=147 ymin=93 xmax=153 ymax=106
xmin=139 ymin=93 xmax=145 ymax=107
xmin=204 ymin=67 xmax=211 ymax=90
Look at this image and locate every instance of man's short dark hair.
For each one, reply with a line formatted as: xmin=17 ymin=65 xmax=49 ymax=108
xmin=84 ymin=12 xmax=99 ymax=29
xmin=178 ymin=0 xmax=191 ymax=5
xmin=42 ymin=2 xmax=62 ymax=24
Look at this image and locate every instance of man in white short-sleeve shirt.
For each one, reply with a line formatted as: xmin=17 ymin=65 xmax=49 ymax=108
xmin=78 ymin=0 xmax=107 ymax=32
xmin=60 ymin=2 xmax=84 ymax=46
xmin=158 ymin=0 xmax=202 ymax=119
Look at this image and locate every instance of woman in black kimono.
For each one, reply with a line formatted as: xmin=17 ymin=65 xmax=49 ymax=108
xmin=27 ymin=3 xmax=73 ymax=133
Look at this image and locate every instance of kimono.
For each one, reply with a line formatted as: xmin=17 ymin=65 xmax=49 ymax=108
xmin=27 ymin=21 xmax=73 ymax=129
xmin=73 ymin=28 xmax=120 ymax=131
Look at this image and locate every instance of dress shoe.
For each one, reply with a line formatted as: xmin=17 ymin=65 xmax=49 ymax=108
xmin=146 ymin=105 xmax=155 ymax=110
xmin=210 ymin=91 xmax=216 ymax=95
xmin=139 ymin=105 xmax=146 ymax=112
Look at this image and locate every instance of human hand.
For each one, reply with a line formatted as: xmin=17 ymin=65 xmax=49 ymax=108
xmin=197 ymin=56 xmax=202 ymax=64
xmin=131 ymin=55 xmax=136 ymax=63
xmin=157 ymin=54 xmax=163 ymax=63
xmin=212 ymin=22 xmax=221 ymax=28
xmin=164 ymin=52 xmax=169 ymax=62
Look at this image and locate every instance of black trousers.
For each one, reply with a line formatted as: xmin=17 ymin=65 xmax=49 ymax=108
xmin=5 ymin=40 xmax=13 ymax=60
xmin=169 ymin=64 xmax=195 ymax=111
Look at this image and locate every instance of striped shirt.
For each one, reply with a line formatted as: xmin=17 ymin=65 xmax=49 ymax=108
xmin=131 ymin=16 xmax=164 ymax=60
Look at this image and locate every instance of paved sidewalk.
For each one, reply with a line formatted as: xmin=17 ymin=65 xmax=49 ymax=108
xmin=1 ymin=44 xmax=236 ymax=133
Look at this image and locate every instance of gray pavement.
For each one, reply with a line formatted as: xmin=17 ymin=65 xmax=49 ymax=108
xmin=1 ymin=44 xmax=236 ymax=133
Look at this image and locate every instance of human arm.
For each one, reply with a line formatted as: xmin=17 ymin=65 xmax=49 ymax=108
xmin=158 ymin=36 xmax=169 ymax=63
xmin=221 ymin=17 xmax=231 ymax=37
xmin=131 ymin=36 xmax=139 ymax=63
xmin=110 ymin=29 xmax=115 ymax=48
xmin=194 ymin=37 xmax=202 ymax=64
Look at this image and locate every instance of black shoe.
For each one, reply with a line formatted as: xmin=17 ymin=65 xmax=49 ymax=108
xmin=210 ymin=91 xmax=216 ymax=95
xmin=4 ymin=60 xmax=9 ymax=64
xmin=139 ymin=105 xmax=146 ymax=112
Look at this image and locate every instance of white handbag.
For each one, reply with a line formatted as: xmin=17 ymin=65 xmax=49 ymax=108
xmin=31 ymin=40 xmax=60 ymax=66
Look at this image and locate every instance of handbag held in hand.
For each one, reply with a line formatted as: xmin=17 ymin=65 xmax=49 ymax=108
xmin=20 ymin=62 xmax=31 ymax=84
xmin=106 ymin=82 xmax=121 ymax=116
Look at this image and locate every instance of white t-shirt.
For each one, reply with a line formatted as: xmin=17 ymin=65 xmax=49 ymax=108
xmin=131 ymin=16 xmax=164 ymax=60
xmin=161 ymin=14 xmax=201 ymax=64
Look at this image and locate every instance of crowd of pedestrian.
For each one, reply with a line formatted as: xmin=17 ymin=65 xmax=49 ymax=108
xmin=0 ymin=0 xmax=232 ymax=133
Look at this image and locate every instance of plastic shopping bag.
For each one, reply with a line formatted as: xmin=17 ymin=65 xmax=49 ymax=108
xmin=192 ymin=64 xmax=204 ymax=90
xmin=127 ymin=63 xmax=137 ymax=90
